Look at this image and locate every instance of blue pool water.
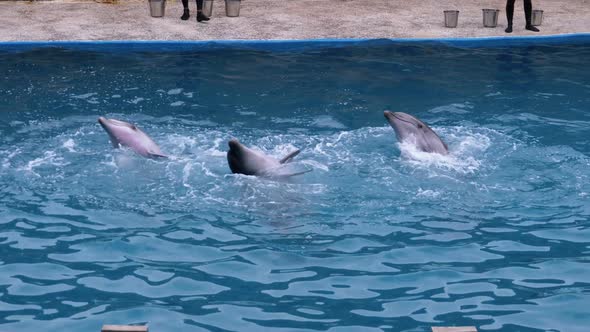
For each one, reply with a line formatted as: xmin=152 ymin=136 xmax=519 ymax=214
xmin=1 ymin=39 xmax=590 ymax=332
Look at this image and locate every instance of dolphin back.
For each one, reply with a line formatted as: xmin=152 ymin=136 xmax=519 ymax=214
xmin=227 ymin=140 xmax=311 ymax=178
xmin=420 ymin=127 xmax=449 ymax=155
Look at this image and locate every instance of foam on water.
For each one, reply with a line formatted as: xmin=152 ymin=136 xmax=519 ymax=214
xmin=62 ymin=138 xmax=76 ymax=152
xmin=17 ymin=150 xmax=69 ymax=177
xmin=397 ymin=126 xmax=496 ymax=175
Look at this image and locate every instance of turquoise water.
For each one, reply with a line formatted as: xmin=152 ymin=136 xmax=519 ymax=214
xmin=1 ymin=42 xmax=590 ymax=331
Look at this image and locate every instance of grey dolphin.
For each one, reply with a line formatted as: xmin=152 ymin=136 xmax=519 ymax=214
xmin=98 ymin=117 xmax=167 ymax=159
xmin=383 ymin=111 xmax=449 ymax=155
xmin=227 ymin=138 xmax=307 ymax=177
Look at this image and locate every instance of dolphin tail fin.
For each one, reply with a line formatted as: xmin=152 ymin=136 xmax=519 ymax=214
xmin=279 ymin=149 xmax=301 ymax=164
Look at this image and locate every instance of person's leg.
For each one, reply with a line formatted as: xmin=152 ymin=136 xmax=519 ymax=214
xmin=524 ymin=0 xmax=540 ymax=31
xmin=505 ymin=0 xmax=515 ymax=33
xmin=181 ymin=0 xmax=190 ymax=20
xmin=196 ymin=0 xmax=210 ymax=22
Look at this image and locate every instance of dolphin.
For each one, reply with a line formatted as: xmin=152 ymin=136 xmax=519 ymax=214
xmin=227 ymin=138 xmax=308 ymax=177
xmin=383 ymin=111 xmax=449 ymax=155
xmin=98 ymin=117 xmax=167 ymax=159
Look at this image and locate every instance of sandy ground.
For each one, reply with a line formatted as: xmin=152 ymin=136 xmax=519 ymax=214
xmin=0 ymin=0 xmax=589 ymax=41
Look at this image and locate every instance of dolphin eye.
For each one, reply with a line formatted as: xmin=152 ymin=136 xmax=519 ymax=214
xmin=417 ymin=124 xmax=424 ymax=129
xmin=131 ymin=125 xmax=137 ymax=130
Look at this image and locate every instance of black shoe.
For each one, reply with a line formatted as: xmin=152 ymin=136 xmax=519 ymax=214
xmin=526 ymin=25 xmax=540 ymax=32
xmin=197 ymin=12 xmax=210 ymax=22
xmin=181 ymin=9 xmax=190 ymax=20
xmin=505 ymin=25 xmax=513 ymax=33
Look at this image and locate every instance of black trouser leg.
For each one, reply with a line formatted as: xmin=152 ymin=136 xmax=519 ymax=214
xmin=524 ymin=0 xmax=539 ymax=31
xmin=195 ymin=0 xmax=209 ymax=21
xmin=524 ymin=0 xmax=533 ymax=26
xmin=505 ymin=0 xmax=515 ymax=32
xmin=181 ymin=0 xmax=190 ymax=19
xmin=506 ymin=0 xmax=515 ymax=26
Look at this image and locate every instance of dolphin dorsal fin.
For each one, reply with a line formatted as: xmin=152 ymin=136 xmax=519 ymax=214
xmin=279 ymin=149 xmax=301 ymax=164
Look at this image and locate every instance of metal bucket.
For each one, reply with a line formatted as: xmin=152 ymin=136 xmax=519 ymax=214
xmin=444 ymin=10 xmax=459 ymax=28
xmin=482 ymin=9 xmax=499 ymax=28
xmin=203 ymin=0 xmax=214 ymax=17
xmin=225 ymin=0 xmax=240 ymax=17
xmin=149 ymin=0 xmax=166 ymax=17
xmin=532 ymin=9 xmax=543 ymax=26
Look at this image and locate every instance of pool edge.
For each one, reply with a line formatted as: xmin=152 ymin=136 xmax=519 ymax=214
xmin=1 ymin=33 xmax=589 ymax=52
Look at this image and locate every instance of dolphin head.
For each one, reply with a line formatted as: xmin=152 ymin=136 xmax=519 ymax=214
xmin=98 ymin=117 xmax=139 ymax=148
xmin=384 ymin=111 xmax=448 ymax=155
xmin=98 ymin=117 xmax=166 ymax=158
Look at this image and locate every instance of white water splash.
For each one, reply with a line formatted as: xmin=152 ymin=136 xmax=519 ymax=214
xmin=62 ymin=139 xmax=76 ymax=152
xmin=397 ymin=126 xmax=493 ymax=175
xmin=17 ymin=151 xmax=68 ymax=176
xmin=182 ymin=162 xmax=193 ymax=188
xmin=205 ymin=137 xmax=228 ymax=157
xmin=1 ymin=148 xmax=21 ymax=169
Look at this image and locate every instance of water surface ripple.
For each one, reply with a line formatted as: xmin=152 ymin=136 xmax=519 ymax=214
xmin=1 ymin=43 xmax=590 ymax=331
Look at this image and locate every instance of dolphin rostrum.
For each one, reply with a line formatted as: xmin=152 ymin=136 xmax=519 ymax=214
xmin=98 ymin=117 xmax=167 ymax=159
xmin=383 ymin=111 xmax=448 ymax=155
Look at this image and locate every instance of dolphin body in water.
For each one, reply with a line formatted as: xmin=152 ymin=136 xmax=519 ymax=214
xmin=98 ymin=117 xmax=167 ymax=159
xmin=383 ymin=111 xmax=449 ymax=155
xmin=227 ymin=138 xmax=308 ymax=178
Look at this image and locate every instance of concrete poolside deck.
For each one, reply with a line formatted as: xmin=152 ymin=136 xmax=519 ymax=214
xmin=0 ymin=0 xmax=589 ymax=41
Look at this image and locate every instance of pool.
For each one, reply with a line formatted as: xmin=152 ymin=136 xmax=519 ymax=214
xmin=1 ymin=36 xmax=590 ymax=332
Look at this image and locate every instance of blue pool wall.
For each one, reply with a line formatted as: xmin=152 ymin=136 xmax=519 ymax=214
xmin=0 ymin=33 xmax=589 ymax=53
